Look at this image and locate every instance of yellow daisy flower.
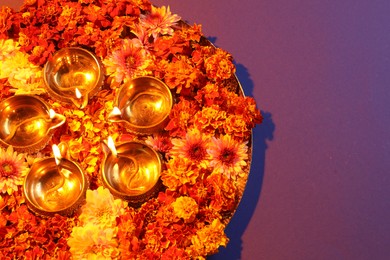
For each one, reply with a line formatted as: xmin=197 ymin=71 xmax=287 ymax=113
xmin=0 ymin=146 xmax=29 ymax=195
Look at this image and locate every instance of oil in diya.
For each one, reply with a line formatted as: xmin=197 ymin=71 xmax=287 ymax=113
xmin=101 ymin=137 xmax=162 ymax=205
xmin=43 ymin=47 xmax=104 ymax=109
xmin=23 ymin=145 xmax=88 ymax=216
xmin=0 ymin=95 xmax=65 ymax=153
xmin=109 ymin=76 xmax=173 ymax=134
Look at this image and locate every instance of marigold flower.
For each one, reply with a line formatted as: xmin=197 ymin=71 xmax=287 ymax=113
xmin=79 ymin=187 xmax=128 ymax=227
xmin=0 ymin=146 xmax=29 ymax=195
xmin=204 ymin=48 xmax=235 ymax=82
xmin=207 ymin=135 xmax=248 ymax=180
xmin=163 ymin=55 xmax=201 ymax=94
xmin=172 ymin=196 xmax=198 ymax=223
xmin=0 ymin=47 xmax=45 ymax=95
xmin=207 ymin=173 xmax=238 ymax=212
xmin=165 ymin=97 xmax=199 ymax=138
xmin=187 ymin=218 xmax=228 ymax=257
xmin=68 ymin=223 xmax=120 ymax=259
xmin=140 ymin=5 xmax=180 ymax=39
xmin=193 ymin=105 xmax=227 ymax=135
xmin=161 ymin=157 xmax=199 ymax=191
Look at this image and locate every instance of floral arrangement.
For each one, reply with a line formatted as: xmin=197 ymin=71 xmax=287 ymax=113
xmin=0 ymin=0 xmax=262 ymax=259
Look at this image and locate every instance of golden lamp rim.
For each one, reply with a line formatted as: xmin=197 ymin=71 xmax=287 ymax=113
xmin=23 ymin=157 xmax=88 ymax=215
xmin=101 ymin=141 xmax=162 ymax=199
xmin=115 ymin=76 xmax=173 ymax=130
xmin=0 ymin=95 xmax=60 ymax=152
xmin=43 ymin=47 xmax=104 ymax=106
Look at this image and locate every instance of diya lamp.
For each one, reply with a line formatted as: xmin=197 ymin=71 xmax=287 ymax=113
xmin=108 ymin=76 xmax=173 ymax=134
xmin=43 ymin=47 xmax=104 ymax=109
xmin=23 ymin=144 xmax=88 ymax=216
xmin=101 ymin=136 xmax=162 ymax=205
xmin=0 ymin=95 xmax=66 ymax=153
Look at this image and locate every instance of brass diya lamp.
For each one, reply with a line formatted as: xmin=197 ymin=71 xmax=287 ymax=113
xmin=101 ymin=137 xmax=162 ymax=205
xmin=0 ymin=95 xmax=66 ymax=153
xmin=43 ymin=47 xmax=104 ymax=109
xmin=108 ymin=76 xmax=173 ymax=134
xmin=24 ymin=145 xmax=88 ymax=216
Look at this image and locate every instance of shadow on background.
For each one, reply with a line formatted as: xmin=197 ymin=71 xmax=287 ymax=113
xmin=208 ymin=63 xmax=275 ymax=260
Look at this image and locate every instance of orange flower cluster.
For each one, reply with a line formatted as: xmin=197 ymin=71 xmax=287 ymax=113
xmin=0 ymin=0 xmax=262 ymax=258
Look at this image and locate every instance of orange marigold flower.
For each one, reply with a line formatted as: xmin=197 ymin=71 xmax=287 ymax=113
xmin=204 ymin=48 xmax=235 ymax=82
xmin=163 ymin=56 xmax=200 ymax=94
xmin=172 ymin=196 xmax=198 ymax=223
xmin=223 ymin=115 xmax=251 ymax=139
xmin=187 ymin=218 xmax=228 ymax=257
xmin=161 ymin=157 xmax=199 ymax=191
xmin=207 ymin=135 xmax=248 ymax=180
xmin=193 ymin=105 xmax=227 ymax=135
xmin=206 ymin=173 xmax=238 ymax=212
xmin=165 ymin=97 xmax=199 ymax=137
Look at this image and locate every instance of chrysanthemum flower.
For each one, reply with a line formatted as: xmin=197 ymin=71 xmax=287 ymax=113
xmin=170 ymin=128 xmax=210 ymax=168
xmin=0 ymin=146 xmax=29 ymax=195
xmin=207 ymin=135 xmax=248 ymax=179
xmin=79 ymin=187 xmax=128 ymax=227
xmin=145 ymin=134 xmax=173 ymax=154
xmin=140 ymin=5 xmax=181 ymax=39
xmin=103 ymin=38 xmax=152 ymax=84
xmin=172 ymin=196 xmax=198 ymax=223
xmin=68 ymin=223 xmax=120 ymax=259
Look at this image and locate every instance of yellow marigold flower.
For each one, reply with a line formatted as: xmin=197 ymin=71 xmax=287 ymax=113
xmin=79 ymin=187 xmax=128 ymax=227
xmin=0 ymin=146 xmax=29 ymax=195
xmin=68 ymin=223 xmax=120 ymax=260
xmin=207 ymin=135 xmax=248 ymax=180
xmin=187 ymin=218 xmax=228 ymax=257
xmin=172 ymin=196 xmax=198 ymax=223
xmin=0 ymin=47 xmax=45 ymax=95
xmin=0 ymin=39 xmax=19 ymax=60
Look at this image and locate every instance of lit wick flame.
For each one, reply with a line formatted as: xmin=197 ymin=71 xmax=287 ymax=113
xmin=49 ymin=109 xmax=56 ymax=119
xmin=75 ymin=87 xmax=82 ymax=99
xmin=52 ymin=144 xmax=62 ymax=166
xmin=111 ymin=106 xmax=122 ymax=116
xmin=107 ymin=136 xmax=118 ymax=157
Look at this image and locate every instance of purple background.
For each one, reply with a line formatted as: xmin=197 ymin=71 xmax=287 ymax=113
xmin=3 ymin=0 xmax=390 ymax=259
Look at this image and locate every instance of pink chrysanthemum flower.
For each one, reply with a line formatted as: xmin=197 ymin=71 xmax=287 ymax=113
xmin=145 ymin=134 xmax=173 ymax=154
xmin=0 ymin=146 xmax=29 ymax=195
xmin=103 ymin=38 xmax=151 ymax=84
xmin=170 ymin=128 xmax=210 ymax=168
xmin=140 ymin=5 xmax=181 ymax=39
xmin=207 ymin=135 xmax=248 ymax=179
